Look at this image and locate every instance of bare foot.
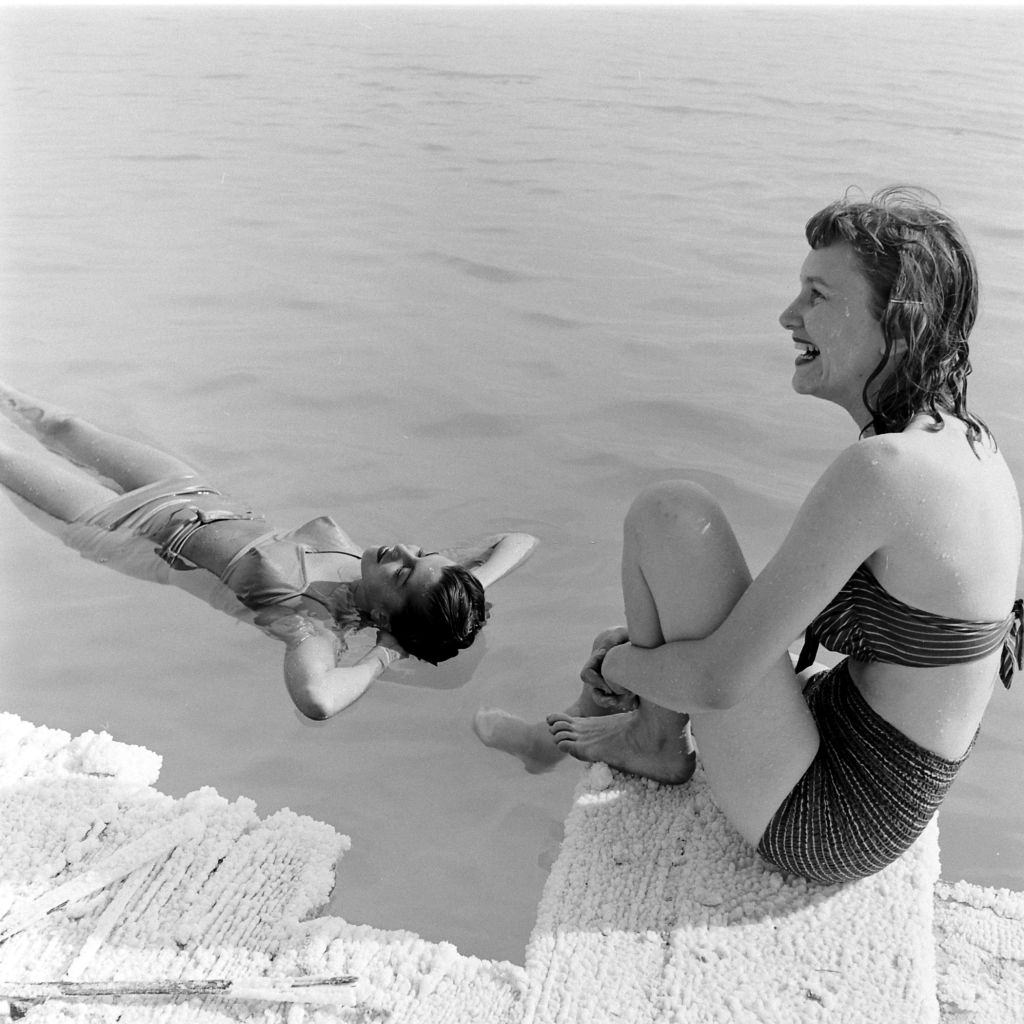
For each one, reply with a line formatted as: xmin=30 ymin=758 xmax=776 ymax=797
xmin=546 ymin=707 xmax=696 ymax=785
xmin=0 ymin=381 xmax=51 ymax=425
xmin=473 ymin=707 xmax=565 ymax=774
xmin=0 ymin=383 xmax=74 ymax=448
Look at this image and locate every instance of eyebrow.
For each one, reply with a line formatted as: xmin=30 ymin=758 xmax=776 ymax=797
xmin=802 ymin=274 xmax=832 ymax=288
xmin=404 ymin=553 xmax=440 ymax=584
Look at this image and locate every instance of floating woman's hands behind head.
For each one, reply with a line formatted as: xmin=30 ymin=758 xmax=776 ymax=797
xmin=347 ymin=543 xmax=487 ymax=665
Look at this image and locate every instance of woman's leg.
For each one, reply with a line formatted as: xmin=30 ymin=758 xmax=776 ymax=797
xmin=548 ymin=481 xmax=820 ymax=844
xmin=473 ymin=678 xmax=643 ymax=776
xmin=0 ymin=382 xmax=195 ymax=490
xmin=0 ymin=432 xmax=117 ymax=522
xmin=475 ymin=493 xmax=702 ymax=784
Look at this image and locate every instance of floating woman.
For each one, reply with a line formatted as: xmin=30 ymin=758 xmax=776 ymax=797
xmin=476 ymin=186 xmax=1023 ymax=884
xmin=0 ymin=382 xmax=537 ymax=720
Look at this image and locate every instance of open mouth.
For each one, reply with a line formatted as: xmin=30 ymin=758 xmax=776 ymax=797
xmin=795 ymin=341 xmax=820 ymax=365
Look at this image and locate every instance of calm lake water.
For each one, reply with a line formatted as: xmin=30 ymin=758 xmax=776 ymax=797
xmin=1 ymin=6 xmax=1022 ymax=963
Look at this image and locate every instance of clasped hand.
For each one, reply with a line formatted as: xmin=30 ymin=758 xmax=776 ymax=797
xmin=372 ymin=627 xmax=407 ymax=663
xmin=581 ymin=626 xmax=638 ymax=711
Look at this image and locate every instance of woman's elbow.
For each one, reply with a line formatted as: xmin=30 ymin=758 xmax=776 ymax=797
xmin=289 ymin=686 xmax=336 ymax=720
xmin=506 ymin=532 xmax=539 ymax=557
xmin=295 ymin=697 xmax=333 ymax=721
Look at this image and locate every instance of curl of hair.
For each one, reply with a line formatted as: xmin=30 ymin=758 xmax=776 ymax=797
xmin=388 ymin=564 xmax=488 ymax=665
xmin=805 ymin=185 xmax=992 ymax=451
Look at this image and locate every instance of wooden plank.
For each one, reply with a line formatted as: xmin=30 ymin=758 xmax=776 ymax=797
xmin=0 ymin=975 xmax=358 ymax=1005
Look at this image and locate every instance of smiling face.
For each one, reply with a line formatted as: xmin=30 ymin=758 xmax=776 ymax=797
xmin=356 ymin=543 xmax=456 ymax=626
xmin=779 ymin=241 xmax=894 ymax=425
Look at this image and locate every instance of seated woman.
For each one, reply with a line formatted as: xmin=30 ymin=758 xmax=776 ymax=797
xmin=0 ymin=383 xmax=537 ymax=721
xmin=476 ymin=186 xmax=1023 ymax=884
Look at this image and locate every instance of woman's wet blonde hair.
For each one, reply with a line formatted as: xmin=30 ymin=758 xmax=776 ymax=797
xmin=806 ymin=186 xmax=992 ymax=450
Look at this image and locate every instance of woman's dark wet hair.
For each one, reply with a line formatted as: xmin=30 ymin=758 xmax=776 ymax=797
xmin=805 ymin=185 xmax=992 ymax=449
xmin=388 ymin=563 xmax=488 ymax=665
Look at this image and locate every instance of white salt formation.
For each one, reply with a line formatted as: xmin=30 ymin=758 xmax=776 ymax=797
xmin=933 ymin=880 xmax=1024 ymax=1022
xmin=0 ymin=715 xmax=522 ymax=1022
xmin=1 ymin=713 xmax=1020 ymax=1023
xmin=525 ymin=764 xmax=942 ymax=1023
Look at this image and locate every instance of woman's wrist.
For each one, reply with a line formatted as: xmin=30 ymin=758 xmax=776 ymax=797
xmin=265 ymin=613 xmax=324 ymax=649
xmin=601 ymin=640 xmax=634 ymax=689
xmin=286 ymin=623 xmax=321 ymax=648
xmin=373 ymin=645 xmax=401 ymax=671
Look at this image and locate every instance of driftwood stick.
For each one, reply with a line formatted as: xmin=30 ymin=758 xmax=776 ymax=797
xmin=0 ymin=974 xmax=358 ymax=1005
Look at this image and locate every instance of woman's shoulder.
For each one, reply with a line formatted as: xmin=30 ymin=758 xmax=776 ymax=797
xmin=822 ymin=427 xmax=1015 ymax=538
xmin=838 ymin=418 xmax=1008 ymax=485
xmin=823 ymin=434 xmax=911 ymax=491
xmin=853 ymin=421 xmax=1019 ymax=574
xmin=831 ymin=432 xmax=923 ymax=489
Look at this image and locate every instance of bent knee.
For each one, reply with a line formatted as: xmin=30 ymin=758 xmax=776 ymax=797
xmin=625 ymin=480 xmax=727 ymax=543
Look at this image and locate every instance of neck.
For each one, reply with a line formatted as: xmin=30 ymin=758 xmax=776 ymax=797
xmin=348 ymin=577 xmax=370 ymax=614
xmin=328 ymin=579 xmax=378 ymax=631
xmin=841 ymin=397 xmax=876 ymax=436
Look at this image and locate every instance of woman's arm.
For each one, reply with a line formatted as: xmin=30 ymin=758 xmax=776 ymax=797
xmin=259 ymin=613 xmax=404 ymax=720
xmin=459 ymin=532 xmax=539 ymax=589
xmin=601 ymin=441 xmax=904 ymax=712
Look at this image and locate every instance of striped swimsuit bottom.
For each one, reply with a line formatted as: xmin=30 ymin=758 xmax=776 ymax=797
xmin=757 ymin=562 xmax=1022 ymax=885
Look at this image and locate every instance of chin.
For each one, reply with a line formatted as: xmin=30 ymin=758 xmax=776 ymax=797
xmin=792 ymin=363 xmax=830 ymax=399
xmin=791 ymin=373 xmax=815 ymax=397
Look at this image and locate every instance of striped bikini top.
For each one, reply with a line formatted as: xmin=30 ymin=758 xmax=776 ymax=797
xmin=795 ymin=562 xmax=1023 ymax=689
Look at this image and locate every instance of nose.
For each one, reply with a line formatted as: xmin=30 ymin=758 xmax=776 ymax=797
xmin=394 ymin=544 xmax=418 ymax=564
xmin=779 ymin=296 xmax=802 ymax=331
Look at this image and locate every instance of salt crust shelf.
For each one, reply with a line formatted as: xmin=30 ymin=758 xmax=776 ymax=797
xmin=0 ymin=713 xmax=1020 ymax=1023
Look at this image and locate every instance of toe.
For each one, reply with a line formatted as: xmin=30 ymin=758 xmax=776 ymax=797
xmin=547 ymin=719 xmax=573 ymax=742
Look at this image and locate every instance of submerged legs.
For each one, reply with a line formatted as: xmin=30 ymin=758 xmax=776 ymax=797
xmin=0 ymin=430 xmax=115 ymax=522
xmin=0 ymin=381 xmax=195 ymax=493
